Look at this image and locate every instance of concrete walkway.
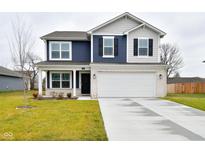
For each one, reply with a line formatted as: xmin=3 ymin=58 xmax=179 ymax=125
xmin=99 ymin=98 xmax=205 ymax=141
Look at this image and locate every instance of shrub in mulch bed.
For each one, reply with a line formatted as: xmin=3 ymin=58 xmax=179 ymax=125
xmin=32 ymin=93 xmax=38 ymax=99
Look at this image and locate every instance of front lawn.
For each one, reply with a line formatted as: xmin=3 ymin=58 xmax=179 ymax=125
xmin=163 ymin=94 xmax=205 ymax=111
xmin=0 ymin=91 xmax=107 ymax=141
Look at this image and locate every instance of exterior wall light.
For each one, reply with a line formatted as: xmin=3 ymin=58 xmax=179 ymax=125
xmin=93 ymin=74 xmax=96 ymax=79
xmin=159 ymin=74 xmax=163 ymax=79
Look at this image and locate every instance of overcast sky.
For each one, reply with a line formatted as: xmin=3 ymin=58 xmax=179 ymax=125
xmin=0 ymin=12 xmax=204 ymax=77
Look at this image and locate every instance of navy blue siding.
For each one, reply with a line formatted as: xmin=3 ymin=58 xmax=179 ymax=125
xmin=47 ymin=40 xmax=90 ymax=62
xmin=93 ymin=35 xmax=127 ymax=63
xmin=47 ymin=71 xmax=50 ymax=88
xmin=72 ymin=41 xmax=90 ymax=62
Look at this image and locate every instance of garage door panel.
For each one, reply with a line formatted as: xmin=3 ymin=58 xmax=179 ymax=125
xmin=97 ymin=72 xmax=156 ymax=97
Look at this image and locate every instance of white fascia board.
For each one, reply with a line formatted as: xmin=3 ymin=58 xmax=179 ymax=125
xmin=123 ymin=24 xmax=145 ymax=34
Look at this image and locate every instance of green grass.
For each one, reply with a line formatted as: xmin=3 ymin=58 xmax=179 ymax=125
xmin=0 ymin=91 xmax=107 ymax=141
xmin=163 ymin=94 xmax=205 ymax=111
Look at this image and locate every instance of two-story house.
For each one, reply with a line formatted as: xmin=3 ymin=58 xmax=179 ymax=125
xmin=36 ymin=12 xmax=167 ymax=98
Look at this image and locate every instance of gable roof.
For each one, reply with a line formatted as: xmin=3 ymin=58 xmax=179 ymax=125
xmin=87 ymin=12 xmax=166 ymax=37
xmin=41 ymin=31 xmax=90 ymax=41
xmin=168 ymin=77 xmax=205 ymax=84
xmin=0 ymin=66 xmax=22 ymax=78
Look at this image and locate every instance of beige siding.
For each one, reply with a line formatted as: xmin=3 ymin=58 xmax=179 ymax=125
xmin=93 ymin=16 xmax=140 ymax=34
xmin=128 ymin=26 xmax=160 ymax=63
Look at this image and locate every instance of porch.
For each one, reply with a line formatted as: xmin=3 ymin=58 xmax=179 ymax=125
xmin=37 ymin=61 xmax=91 ymax=97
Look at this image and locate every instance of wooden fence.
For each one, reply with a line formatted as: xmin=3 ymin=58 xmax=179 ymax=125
xmin=168 ymin=82 xmax=205 ymax=94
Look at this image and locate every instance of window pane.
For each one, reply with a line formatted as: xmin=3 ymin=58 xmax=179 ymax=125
xmin=62 ymin=81 xmax=70 ymax=88
xmin=61 ymin=51 xmax=69 ymax=59
xmin=139 ymin=39 xmax=148 ymax=48
xmin=52 ymin=51 xmax=60 ymax=58
xmin=61 ymin=43 xmax=70 ymax=50
xmin=104 ymin=38 xmax=113 ymax=46
xmin=52 ymin=81 xmax=60 ymax=88
xmin=104 ymin=47 xmax=113 ymax=56
xmin=139 ymin=48 xmax=148 ymax=56
xmin=51 ymin=43 xmax=60 ymax=50
xmin=52 ymin=73 xmax=60 ymax=80
xmin=62 ymin=73 xmax=70 ymax=80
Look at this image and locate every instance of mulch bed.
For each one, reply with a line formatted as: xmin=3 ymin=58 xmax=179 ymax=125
xmin=16 ymin=105 xmax=37 ymax=109
xmin=35 ymin=97 xmax=78 ymax=100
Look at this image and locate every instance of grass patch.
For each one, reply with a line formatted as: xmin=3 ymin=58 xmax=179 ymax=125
xmin=0 ymin=91 xmax=107 ymax=141
xmin=163 ymin=94 xmax=205 ymax=111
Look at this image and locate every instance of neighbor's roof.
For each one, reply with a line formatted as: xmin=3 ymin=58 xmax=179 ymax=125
xmin=41 ymin=31 xmax=90 ymax=41
xmin=168 ymin=77 xmax=205 ymax=84
xmin=87 ymin=12 xmax=166 ymax=37
xmin=0 ymin=66 xmax=22 ymax=78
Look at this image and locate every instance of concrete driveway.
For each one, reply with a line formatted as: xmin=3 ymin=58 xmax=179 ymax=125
xmin=99 ymin=98 xmax=205 ymax=141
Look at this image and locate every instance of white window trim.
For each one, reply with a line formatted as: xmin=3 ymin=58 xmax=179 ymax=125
xmin=50 ymin=71 xmax=72 ymax=89
xmin=103 ymin=36 xmax=115 ymax=58
xmin=49 ymin=41 xmax=72 ymax=61
xmin=138 ymin=37 xmax=149 ymax=57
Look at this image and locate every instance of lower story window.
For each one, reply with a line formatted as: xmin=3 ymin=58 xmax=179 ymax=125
xmin=51 ymin=72 xmax=71 ymax=88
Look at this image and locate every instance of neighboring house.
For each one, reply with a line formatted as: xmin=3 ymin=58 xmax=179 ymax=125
xmin=168 ymin=77 xmax=205 ymax=94
xmin=36 ymin=12 xmax=167 ymax=98
xmin=0 ymin=66 xmax=24 ymax=91
xmin=15 ymin=70 xmax=36 ymax=90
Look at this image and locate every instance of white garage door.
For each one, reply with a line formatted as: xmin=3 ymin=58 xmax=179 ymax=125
xmin=97 ymin=72 xmax=156 ymax=97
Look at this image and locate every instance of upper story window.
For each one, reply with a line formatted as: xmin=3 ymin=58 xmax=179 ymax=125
xmin=103 ymin=36 xmax=114 ymax=57
xmin=49 ymin=41 xmax=72 ymax=60
xmin=138 ymin=38 xmax=148 ymax=56
xmin=134 ymin=38 xmax=153 ymax=57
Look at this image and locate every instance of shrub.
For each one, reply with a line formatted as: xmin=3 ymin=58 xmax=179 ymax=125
xmin=67 ymin=93 xmax=71 ymax=98
xmin=51 ymin=92 xmax=57 ymax=98
xmin=57 ymin=93 xmax=64 ymax=100
xmin=32 ymin=93 xmax=38 ymax=99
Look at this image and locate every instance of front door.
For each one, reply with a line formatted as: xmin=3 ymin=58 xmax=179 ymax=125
xmin=81 ymin=73 xmax=90 ymax=94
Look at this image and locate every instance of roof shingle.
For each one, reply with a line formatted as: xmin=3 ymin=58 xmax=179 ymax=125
xmin=41 ymin=31 xmax=90 ymax=41
xmin=168 ymin=77 xmax=205 ymax=84
xmin=0 ymin=66 xmax=22 ymax=78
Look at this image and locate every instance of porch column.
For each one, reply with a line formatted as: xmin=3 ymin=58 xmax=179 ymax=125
xmin=38 ymin=69 xmax=42 ymax=96
xmin=73 ymin=69 xmax=76 ymax=97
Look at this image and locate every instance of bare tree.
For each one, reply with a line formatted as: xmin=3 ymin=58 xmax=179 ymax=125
xmin=7 ymin=17 xmax=36 ymax=105
xmin=8 ymin=17 xmax=35 ymax=72
xmin=26 ymin=52 xmax=42 ymax=90
xmin=174 ymin=72 xmax=180 ymax=78
xmin=160 ymin=43 xmax=183 ymax=78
